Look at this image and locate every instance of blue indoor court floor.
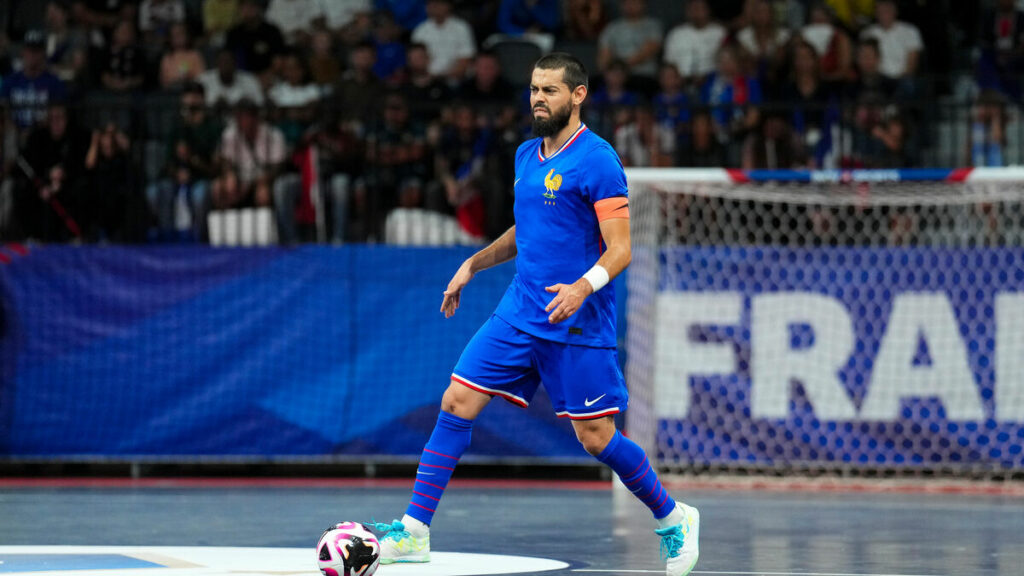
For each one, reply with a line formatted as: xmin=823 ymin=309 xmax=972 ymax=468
xmin=1 ymin=478 xmax=1023 ymax=576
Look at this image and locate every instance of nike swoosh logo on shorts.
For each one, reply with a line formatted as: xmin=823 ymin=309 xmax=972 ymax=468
xmin=584 ymin=394 xmax=606 ymax=407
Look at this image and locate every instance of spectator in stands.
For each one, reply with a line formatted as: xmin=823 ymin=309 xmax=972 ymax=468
xmin=268 ymin=51 xmax=320 ymax=146
xmin=211 ymin=99 xmax=288 ymax=210
xmin=160 ymin=22 xmax=205 ymax=90
xmin=614 ymin=105 xmax=675 ymax=167
xmin=198 ymin=48 xmax=265 ymax=109
xmin=328 ymin=41 xmax=383 ymax=123
xmin=84 ymin=121 xmax=144 ymax=241
xmin=700 ymin=43 xmax=763 ymax=164
xmin=663 ymin=0 xmax=727 ymax=88
xmin=99 ymin=20 xmax=145 ymax=94
xmin=400 ymin=42 xmax=452 ymax=113
xmin=678 ymin=109 xmax=726 ymax=167
xmin=977 ymin=0 xmax=1024 ymax=102
xmin=138 ymin=0 xmax=186 ymax=46
xmin=824 ymin=0 xmax=874 ymax=32
xmin=372 ymin=12 xmax=408 ymax=85
xmin=859 ymin=0 xmax=922 ymax=96
xmin=146 ymin=82 xmax=220 ymax=241
xmin=308 ymin=30 xmax=341 ymax=88
xmin=653 ymin=62 xmax=691 ymax=148
xmin=846 ymin=38 xmax=897 ymax=166
xmin=736 ymin=0 xmax=790 ymax=85
xmin=43 ymin=1 xmax=89 ymax=85
xmin=742 ymin=112 xmax=806 ymax=169
xmin=411 ymin=0 xmax=476 ymax=83
xmin=73 ymin=0 xmax=137 ymax=49
xmin=800 ymin=3 xmax=854 ymax=82
xmin=497 ymin=0 xmax=562 ymax=37
xmin=775 ymin=39 xmax=839 ymax=168
xmin=587 ymin=59 xmax=640 ymax=137
xmin=266 ymin=0 xmax=325 ymax=48
xmin=457 ymin=51 xmax=515 ymax=113
xmin=321 ymin=0 xmax=372 ymax=44
xmin=597 ymin=0 xmax=663 ymax=85
xmin=224 ymin=0 xmax=286 ymax=80
xmin=0 ymin=31 xmax=68 ymax=135
xmin=377 ymin=0 xmax=428 ymax=33
xmin=202 ymin=0 xmax=239 ymax=44
xmin=307 ymin=113 xmax=365 ymax=243
xmin=11 ymin=102 xmax=89 ymax=242
xmin=864 ymin=112 xmax=910 ymax=168
xmin=0 ymin=111 xmax=17 ymax=239
xmin=355 ymin=92 xmax=427 ymax=240
xmin=967 ymin=90 xmax=1008 ymax=167
xmin=429 ymin=102 xmax=497 ymax=240
xmin=563 ymin=0 xmax=607 ymax=42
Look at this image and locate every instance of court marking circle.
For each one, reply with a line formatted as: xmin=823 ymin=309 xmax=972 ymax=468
xmin=0 ymin=546 xmax=569 ymax=576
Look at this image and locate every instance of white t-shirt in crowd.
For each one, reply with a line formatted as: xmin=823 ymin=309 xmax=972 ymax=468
xmin=319 ymin=0 xmax=371 ymax=30
xmin=860 ymin=21 xmax=924 ymax=78
xmin=411 ymin=16 xmax=477 ymax=77
xmin=266 ymin=0 xmax=325 ymax=39
xmin=199 ymin=69 xmax=265 ymax=107
xmin=268 ymin=82 xmax=321 ymax=108
xmin=663 ymin=23 xmax=727 ymax=79
xmin=737 ymin=27 xmax=791 ymax=59
xmin=219 ymin=121 xmax=287 ymax=186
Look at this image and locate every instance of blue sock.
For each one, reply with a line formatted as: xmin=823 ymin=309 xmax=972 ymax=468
xmin=597 ymin=431 xmax=677 ymax=520
xmin=405 ymin=411 xmax=473 ymax=525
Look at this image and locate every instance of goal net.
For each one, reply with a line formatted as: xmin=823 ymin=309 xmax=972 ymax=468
xmin=625 ymin=168 xmax=1024 ymax=478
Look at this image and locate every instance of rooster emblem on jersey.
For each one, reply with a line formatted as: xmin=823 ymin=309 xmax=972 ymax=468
xmin=543 ymin=169 xmax=561 ymax=204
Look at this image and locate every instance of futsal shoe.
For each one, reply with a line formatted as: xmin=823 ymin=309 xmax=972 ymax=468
xmin=372 ymin=520 xmax=430 ymax=564
xmin=655 ymin=502 xmax=700 ymax=576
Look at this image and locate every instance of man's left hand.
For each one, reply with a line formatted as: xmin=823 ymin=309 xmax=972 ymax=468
xmin=544 ymin=279 xmax=593 ymax=324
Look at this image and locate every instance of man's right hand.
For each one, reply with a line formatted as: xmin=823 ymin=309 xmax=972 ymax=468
xmin=440 ymin=259 xmax=475 ymax=318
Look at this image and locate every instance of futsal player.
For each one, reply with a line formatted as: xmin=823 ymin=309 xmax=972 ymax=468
xmin=370 ymin=53 xmax=700 ymax=576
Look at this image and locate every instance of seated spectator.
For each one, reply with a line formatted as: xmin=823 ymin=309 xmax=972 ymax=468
xmin=0 ymin=31 xmax=68 ymax=134
xmin=42 ymin=1 xmax=89 ymax=85
xmin=801 ymin=3 xmax=854 ymax=82
xmin=653 ymin=63 xmax=691 ymax=146
xmin=742 ymin=112 xmax=806 ymax=169
xmin=563 ymin=0 xmax=607 ymax=42
xmin=308 ymin=30 xmax=341 ymax=88
xmin=377 ymin=0 xmax=428 ymax=33
xmin=457 ymin=51 xmax=515 ymax=113
xmin=354 ymin=92 xmax=427 ymax=240
xmin=700 ymin=44 xmax=762 ymax=162
xmin=587 ymin=59 xmax=640 ymax=136
xmin=84 ymin=122 xmax=145 ymax=241
xmin=160 ymin=22 xmax=205 ymax=89
xmin=305 ymin=114 xmax=365 ymax=243
xmin=321 ymin=0 xmax=372 ymax=44
xmin=614 ymin=106 xmax=675 ymax=167
xmin=99 ymin=20 xmax=145 ymax=93
xmin=138 ymin=0 xmax=186 ymax=46
xmin=411 ymin=0 xmax=476 ymax=83
xmin=428 ymin=103 xmax=497 ymax=240
xmin=266 ymin=0 xmax=325 ymax=47
xmin=678 ymin=109 xmax=726 ymax=166
xmin=10 ymin=102 xmax=89 ymax=242
xmin=202 ymin=0 xmax=239 ymax=44
xmin=845 ymin=39 xmax=898 ymax=166
xmin=864 ymin=112 xmax=910 ymax=168
xmin=198 ymin=48 xmax=265 ymax=109
xmin=224 ymin=0 xmax=286 ymax=80
xmin=967 ymin=90 xmax=1008 ymax=167
xmin=399 ymin=42 xmax=452 ymax=113
xmin=497 ymin=0 xmax=562 ymax=48
xmin=664 ymin=0 xmax=727 ymax=88
xmin=146 ymin=83 xmax=221 ymax=241
xmin=774 ymin=39 xmax=839 ymax=167
xmin=859 ymin=0 xmax=922 ymax=96
xmin=977 ymin=0 xmax=1024 ymax=102
xmin=73 ymin=0 xmax=137 ymax=49
xmin=268 ymin=51 xmax=320 ymax=146
xmin=597 ymin=0 xmax=663 ymax=84
xmin=327 ymin=41 xmax=383 ymax=123
xmin=211 ymin=99 xmax=288 ymax=210
xmin=372 ymin=12 xmax=407 ymax=85
xmin=736 ymin=0 xmax=790 ymax=85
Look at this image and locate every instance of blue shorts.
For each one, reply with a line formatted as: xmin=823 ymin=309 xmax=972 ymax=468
xmin=452 ymin=315 xmax=628 ymax=420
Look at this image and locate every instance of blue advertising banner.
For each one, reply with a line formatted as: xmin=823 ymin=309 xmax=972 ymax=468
xmin=0 ymin=245 xmax=591 ymax=460
xmin=653 ymin=247 xmax=1024 ymax=469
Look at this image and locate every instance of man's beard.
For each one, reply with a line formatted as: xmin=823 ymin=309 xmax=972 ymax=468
xmin=532 ymin=102 xmax=573 ymax=138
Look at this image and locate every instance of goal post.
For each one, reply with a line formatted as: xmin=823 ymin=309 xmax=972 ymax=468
xmin=625 ymin=167 xmax=1024 ymax=477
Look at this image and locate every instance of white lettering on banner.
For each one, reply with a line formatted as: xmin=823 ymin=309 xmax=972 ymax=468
xmin=751 ymin=293 xmax=856 ymax=419
xmin=861 ymin=293 xmax=983 ymax=420
xmin=654 ymin=293 xmax=742 ymax=419
xmin=996 ymin=293 xmax=1024 ymax=421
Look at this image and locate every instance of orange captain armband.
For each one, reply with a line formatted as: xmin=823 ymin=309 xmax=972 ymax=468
xmin=594 ymin=197 xmax=630 ymax=222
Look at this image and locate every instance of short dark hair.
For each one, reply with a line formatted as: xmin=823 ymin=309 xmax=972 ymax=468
xmin=534 ymin=52 xmax=588 ymax=91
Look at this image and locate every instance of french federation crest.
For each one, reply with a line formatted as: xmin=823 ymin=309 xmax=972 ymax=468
xmin=543 ymin=169 xmax=561 ymax=205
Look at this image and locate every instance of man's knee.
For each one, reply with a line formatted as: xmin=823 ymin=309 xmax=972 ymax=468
xmin=441 ymin=380 xmax=490 ymax=420
xmin=573 ymin=418 xmax=616 ymax=456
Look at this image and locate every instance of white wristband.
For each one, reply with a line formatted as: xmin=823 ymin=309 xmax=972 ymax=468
xmin=582 ymin=264 xmax=610 ymax=292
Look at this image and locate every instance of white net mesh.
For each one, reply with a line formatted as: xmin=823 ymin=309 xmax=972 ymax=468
xmin=626 ymin=169 xmax=1024 ymax=478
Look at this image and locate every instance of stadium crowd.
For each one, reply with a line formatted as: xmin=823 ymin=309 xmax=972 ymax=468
xmin=0 ymin=0 xmax=1015 ymax=244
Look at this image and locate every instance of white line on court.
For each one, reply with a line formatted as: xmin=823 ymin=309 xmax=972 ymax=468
xmin=572 ymin=570 xmax=947 ymax=576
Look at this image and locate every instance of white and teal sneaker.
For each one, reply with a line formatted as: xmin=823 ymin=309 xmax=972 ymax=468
xmin=371 ymin=520 xmax=430 ymax=564
xmin=655 ymin=502 xmax=700 ymax=576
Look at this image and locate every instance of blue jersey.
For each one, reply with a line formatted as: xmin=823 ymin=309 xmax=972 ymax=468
xmin=493 ymin=124 xmax=628 ymax=348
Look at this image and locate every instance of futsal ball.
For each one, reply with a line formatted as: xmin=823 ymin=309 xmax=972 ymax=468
xmin=316 ymin=522 xmax=381 ymax=576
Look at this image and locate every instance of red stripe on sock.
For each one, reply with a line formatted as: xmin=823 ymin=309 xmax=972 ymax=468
xmin=413 ymin=490 xmax=440 ymax=502
xmin=410 ymin=501 xmax=436 ymax=513
xmin=416 ymin=479 xmax=445 ymax=491
xmin=639 ymin=482 xmax=659 ymax=502
xmin=420 ymin=462 xmax=455 ymax=471
xmin=624 ymin=463 xmax=651 ymax=487
xmin=654 ymin=489 xmax=670 ymax=511
xmin=625 ymin=456 xmax=648 ymax=479
xmin=423 ymin=448 xmax=459 ymax=461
